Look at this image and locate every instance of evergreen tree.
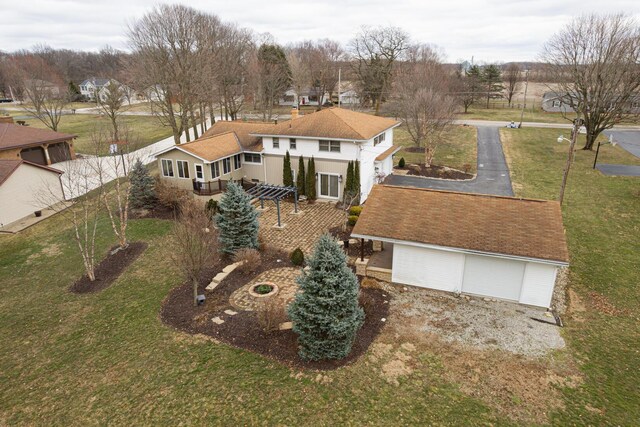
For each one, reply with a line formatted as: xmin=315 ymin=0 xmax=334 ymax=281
xmin=283 ymin=151 xmax=294 ymax=187
xmin=296 ymin=155 xmax=306 ymax=197
xmin=353 ymin=160 xmax=360 ymax=196
xmin=128 ymin=159 xmax=156 ymax=209
xmin=481 ymin=64 xmax=504 ymax=108
xmin=215 ymin=182 xmax=259 ymax=254
xmin=305 ymin=157 xmax=316 ymax=200
xmin=288 ymin=234 xmax=365 ymax=361
xmin=345 ymin=161 xmax=354 ymax=194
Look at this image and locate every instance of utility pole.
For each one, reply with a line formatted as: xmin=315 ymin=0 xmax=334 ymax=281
xmin=559 ymin=118 xmax=583 ymax=205
xmin=337 ymin=68 xmax=341 ymax=108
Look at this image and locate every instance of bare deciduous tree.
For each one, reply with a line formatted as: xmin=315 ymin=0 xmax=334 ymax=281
xmin=503 ymin=63 xmax=522 ymax=107
xmin=541 ymin=13 xmax=640 ymax=150
xmin=171 ymin=200 xmax=218 ymax=306
xmin=96 ymin=80 xmax=126 ymax=141
xmin=350 ymin=26 xmax=410 ymax=115
xmin=390 ymin=45 xmax=458 ymax=167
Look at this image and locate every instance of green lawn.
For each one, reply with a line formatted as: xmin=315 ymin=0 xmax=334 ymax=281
xmin=394 ymin=124 xmax=478 ymax=173
xmin=463 ymin=106 xmax=640 ymax=125
xmin=501 ymin=128 xmax=640 ymax=425
xmin=23 ymin=114 xmax=173 ymax=154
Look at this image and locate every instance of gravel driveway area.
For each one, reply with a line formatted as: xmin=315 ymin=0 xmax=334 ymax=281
xmin=386 ymin=285 xmax=565 ymax=357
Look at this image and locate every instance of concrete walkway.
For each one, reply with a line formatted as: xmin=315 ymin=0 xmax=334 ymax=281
xmin=385 ymin=126 xmax=514 ymax=196
xmin=596 ymin=164 xmax=640 ymax=177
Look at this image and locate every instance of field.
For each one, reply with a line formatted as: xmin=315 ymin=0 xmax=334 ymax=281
xmin=0 ymin=126 xmax=639 ymax=425
xmin=22 ymin=114 xmax=173 ymax=154
xmin=393 ymin=124 xmax=478 ymax=173
xmin=501 ymin=127 xmax=640 ymax=425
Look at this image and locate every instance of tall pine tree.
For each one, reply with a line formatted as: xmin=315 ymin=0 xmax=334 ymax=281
xmin=283 ymin=151 xmax=294 ymax=187
xmin=296 ymin=155 xmax=306 ymax=197
xmin=305 ymin=157 xmax=316 ymax=200
xmin=215 ymin=182 xmax=259 ymax=254
xmin=288 ymin=234 xmax=365 ymax=361
xmin=128 ymin=159 xmax=156 ymax=209
xmin=345 ymin=161 xmax=354 ymax=195
xmin=353 ymin=160 xmax=361 ymax=199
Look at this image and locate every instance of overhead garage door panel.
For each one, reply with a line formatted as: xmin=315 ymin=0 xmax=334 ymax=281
xmin=392 ymin=244 xmax=464 ymax=292
xmin=462 ymin=255 xmax=525 ymax=301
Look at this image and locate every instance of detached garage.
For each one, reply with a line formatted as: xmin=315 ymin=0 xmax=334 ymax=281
xmin=351 ymin=185 xmax=569 ymax=308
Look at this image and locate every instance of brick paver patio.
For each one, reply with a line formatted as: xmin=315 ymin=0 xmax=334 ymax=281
xmin=229 ymin=267 xmax=302 ymax=311
xmin=256 ymin=200 xmax=345 ymax=254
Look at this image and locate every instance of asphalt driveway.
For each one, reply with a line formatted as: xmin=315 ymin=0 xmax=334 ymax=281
xmin=385 ymin=126 xmax=514 ymax=196
xmin=604 ymin=130 xmax=640 ymax=158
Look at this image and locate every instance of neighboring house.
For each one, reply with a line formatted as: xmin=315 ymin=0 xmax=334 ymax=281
xmin=279 ymin=88 xmax=330 ymax=106
xmin=79 ymin=78 xmax=110 ymax=101
xmin=338 ymin=89 xmax=360 ymax=106
xmin=541 ymin=91 xmax=640 ymax=113
xmin=154 ymin=107 xmax=401 ymax=202
xmin=23 ymin=79 xmax=62 ymax=99
xmin=351 ymin=185 xmax=569 ymax=308
xmin=0 ymin=118 xmax=76 ymax=165
xmin=142 ymin=85 xmax=166 ymax=103
xmin=0 ymin=159 xmax=64 ymax=228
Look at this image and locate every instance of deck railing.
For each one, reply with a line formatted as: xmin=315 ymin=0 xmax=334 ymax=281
xmin=192 ymin=178 xmax=257 ymax=196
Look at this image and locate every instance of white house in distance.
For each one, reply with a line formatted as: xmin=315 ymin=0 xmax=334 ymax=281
xmin=352 ymin=185 xmax=570 ymax=308
xmin=154 ymin=107 xmax=401 ymax=202
xmin=0 ymin=159 xmax=64 ymax=229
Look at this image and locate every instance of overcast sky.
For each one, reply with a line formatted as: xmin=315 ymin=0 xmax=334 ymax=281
xmin=2 ymin=0 xmax=639 ymax=62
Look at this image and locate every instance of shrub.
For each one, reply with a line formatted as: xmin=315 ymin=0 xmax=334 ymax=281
xmin=349 ymin=206 xmax=363 ymax=216
xmin=205 ymin=199 xmax=218 ymax=220
xmin=215 ymin=182 xmax=259 ymax=254
xmin=462 ymin=163 xmax=472 ymax=174
xmin=359 ymin=291 xmax=376 ymax=314
xmin=155 ymin=179 xmax=190 ymax=212
xmin=347 ymin=215 xmax=359 ymax=226
xmin=256 ymin=298 xmax=288 ymax=333
xmin=290 ymin=248 xmax=304 ymax=266
xmin=398 ymin=157 xmax=406 ymax=168
xmin=288 ymin=234 xmax=365 ymax=361
xmin=361 ymin=277 xmax=381 ymax=289
xmin=233 ymin=248 xmax=261 ymax=273
xmin=129 ymin=160 xmax=156 ymax=209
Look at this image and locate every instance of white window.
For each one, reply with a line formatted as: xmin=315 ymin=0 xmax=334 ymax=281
xmin=222 ymin=157 xmax=231 ymax=174
xmin=234 ymin=154 xmax=242 ymax=170
xmin=195 ymin=164 xmax=204 ymax=180
xmin=319 ymin=173 xmax=339 ymax=198
xmin=374 ymin=133 xmax=386 ymax=146
xmin=176 ymin=160 xmax=190 ymax=178
xmin=211 ymin=162 xmax=220 ymax=179
xmin=552 ymin=100 xmax=562 ymax=108
xmin=244 ymin=153 xmax=261 ymax=164
xmin=319 ymin=140 xmax=340 ymax=152
xmin=273 ymin=137 xmax=280 ymax=149
xmin=161 ymin=159 xmax=174 ymax=177
xmin=289 ymin=138 xmax=296 ymax=150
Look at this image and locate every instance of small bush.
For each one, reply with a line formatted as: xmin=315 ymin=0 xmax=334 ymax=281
xmin=347 ymin=215 xmax=359 ymax=226
xmin=205 ymin=199 xmax=218 ymax=220
xmin=398 ymin=157 xmax=406 ymax=168
xmin=155 ymin=178 xmax=190 ymax=211
xmin=361 ymin=277 xmax=381 ymax=289
xmin=462 ymin=163 xmax=472 ymax=174
xmin=349 ymin=206 xmax=363 ymax=216
xmin=290 ymin=248 xmax=305 ymax=266
xmin=359 ymin=291 xmax=376 ymax=314
xmin=256 ymin=298 xmax=287 ymax=333
xmin=233 ymin=248 xmax=261 ymax=273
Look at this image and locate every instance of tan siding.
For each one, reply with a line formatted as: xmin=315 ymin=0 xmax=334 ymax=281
xmin=0 ymin=163 xmax=63 ymax=226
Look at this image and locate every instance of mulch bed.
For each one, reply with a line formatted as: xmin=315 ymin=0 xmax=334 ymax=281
xmin=130 ymin=203 xmax=178 ymax=221
xmin=70 ymin=241 xmax=148 ymax=294
xmin=160 ymin=248 xmax=389 ymax=370
xmin=396 ymin=164 xmax=474 ymax=180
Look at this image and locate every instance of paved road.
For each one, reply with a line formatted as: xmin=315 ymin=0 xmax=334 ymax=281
xmin=604 ymin=130 xmax=640 ymax=158
xmin=385 ymin=126 xmax=514 ymax=196
xmin=596 ymin=164 xmax=640 ymax=176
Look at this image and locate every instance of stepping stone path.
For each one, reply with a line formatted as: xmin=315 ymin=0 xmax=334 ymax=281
xmin=211 ymin=316 xmax=225 ymax=325
xmin=205 ymin=261 xmax=245 ymax=291
xmin=224 ymin=309 xmax=237 ymax=316
xmin=229 ymin=267 xmax=301 ymax=311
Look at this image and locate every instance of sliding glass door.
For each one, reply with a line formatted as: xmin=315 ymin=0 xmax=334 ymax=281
xmin=319 ymin=173 xmax=339 ymax=198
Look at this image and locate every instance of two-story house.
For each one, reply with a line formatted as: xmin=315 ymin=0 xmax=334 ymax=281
xmin=154 ymin=107 xmax=401 ymax=202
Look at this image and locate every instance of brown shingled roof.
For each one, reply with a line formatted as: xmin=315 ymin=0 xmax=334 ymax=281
xmin=375 ymin=145 xmax=401 ymax=161
xmin=203 ymin=121 xmax=275 ymax=152
xmin=177 ymin=131 xmax=242 ymax=161
xmin=351 ymin=185 xmax=569 ymax=264
xmin=0 ymin=123 xmax=76 ymax=151
xmin=254 ymin=107 xmax=400 ymax=140
xmin=0 ymin=159 xmax=62 ymax=186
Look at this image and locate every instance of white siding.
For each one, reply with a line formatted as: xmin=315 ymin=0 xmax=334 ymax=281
xmin=462 ymin=255 xmax=525 ymax=301
xmin=391 ymin=244 xmax=465 ymax=292
xmin=0 ymin=164 xmax=63 ymax=226
xmin=519 ymin=263 xmax=558 ymax=308
xmin=262 ymin=136 xmax=359 ymax=161
xmin=359 ymin=129 xmax=394 ymax=201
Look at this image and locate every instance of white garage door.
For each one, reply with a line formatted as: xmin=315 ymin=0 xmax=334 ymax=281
xmin=462 ymin=255 xmax=525 ymax=301
xmin=392 ymin=244 xmax=464 ymax=292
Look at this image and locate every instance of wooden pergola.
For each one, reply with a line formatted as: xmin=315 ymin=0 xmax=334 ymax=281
xmin=245 ymin=183 xmax=298 ymax=227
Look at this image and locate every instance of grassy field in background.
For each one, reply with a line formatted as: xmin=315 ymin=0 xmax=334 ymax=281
xmin=393 ymin=124 xmax=478 ymax=173
xmin=23 ymin=114 xmax=173 ymax=154
xmin=501 ymin=127 xmax=640 ymax=425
